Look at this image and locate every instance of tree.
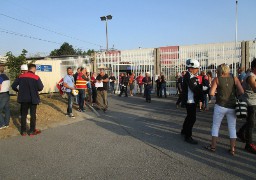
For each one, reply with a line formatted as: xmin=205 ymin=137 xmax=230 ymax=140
xmin=49 ymin=42 xmax=96 ymax=56
xmin=50 ymin=42 xmax=76 ymax=56
xmin=5 ymin=49 xmax=28 ymax=80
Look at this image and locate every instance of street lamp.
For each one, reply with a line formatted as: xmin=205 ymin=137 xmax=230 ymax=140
xmin=100 ymin=15 xmax=112 ymax=51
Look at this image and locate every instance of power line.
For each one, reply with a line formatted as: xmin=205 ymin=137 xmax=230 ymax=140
xmin=0 ymin=13 xmax=102 ymax=47
xmin=0 ymin=28 xmax=61 ymax=45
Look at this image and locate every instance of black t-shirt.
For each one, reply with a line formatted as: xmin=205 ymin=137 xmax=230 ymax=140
xmin=96 ymin=74 xmax=108 ymax=91
xmin=109 ymin=76 xmax=116 ymax=83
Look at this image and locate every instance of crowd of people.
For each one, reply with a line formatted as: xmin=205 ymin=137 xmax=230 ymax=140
xmin=0 ymin=60 xmax=255 ymax=155
xmin=0 ymin=63 xmax=44 ymax=136
xmin=179 ymin=58 xmax=256 ymax=155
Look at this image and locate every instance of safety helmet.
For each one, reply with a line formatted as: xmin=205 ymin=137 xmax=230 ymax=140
xmin=20 ymin=64 xmax=28 ymax=71
xmin=72 ymin=89 xmax=79 ymax=96
xmin=186 ymin=59 xmax=200 ymax=69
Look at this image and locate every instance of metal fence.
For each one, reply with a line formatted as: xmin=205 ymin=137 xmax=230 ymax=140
xmin=94 ymin=41 xmax=256 ymax=95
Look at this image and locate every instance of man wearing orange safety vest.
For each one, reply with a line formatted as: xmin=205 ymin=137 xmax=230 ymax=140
xmin=76 ymin=67 xmax=89 ymax=112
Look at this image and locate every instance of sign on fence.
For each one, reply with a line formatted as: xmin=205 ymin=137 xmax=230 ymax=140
xmin=36 ymin=65 xmax=52 ymax=72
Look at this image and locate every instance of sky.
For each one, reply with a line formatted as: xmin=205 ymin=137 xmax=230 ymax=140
xmin=0 ymin=0 xmax=255 ymax=56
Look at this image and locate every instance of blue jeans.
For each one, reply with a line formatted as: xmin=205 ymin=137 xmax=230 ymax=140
xmin=203 ymin=94 xmax=209 ymax=110
xmin=138 ymin=85 xmax=143 ymax=94
xmin=78 ymin=89 xmax=85 ymax=110
xmin=66 ymin=92 xmax=74 ymax=114
xmin=160 ymin=84 xmax=167 ymax=97
xmin=0 ymin=93 xmax=10 ymax=127
xmin=110 ymin=82 xmax=115 ymax=94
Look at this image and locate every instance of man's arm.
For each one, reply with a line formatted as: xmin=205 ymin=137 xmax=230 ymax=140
xmin=11 ymin=78 xmax=19 ymax=92
xmin=37 ymin=78 xmax=44 ymax=91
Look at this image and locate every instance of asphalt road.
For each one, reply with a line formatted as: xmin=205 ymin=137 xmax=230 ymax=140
xmin=0 ymin=94 xmax=255 ymax=180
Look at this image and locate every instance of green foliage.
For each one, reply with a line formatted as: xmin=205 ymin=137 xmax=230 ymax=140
xmin=49 ymin=42 xmax=95 ymax=56
xmin=49 ymin=42 xmax=76 ymax=56
xmin=5 ymin=49 xmax=28 ymax=80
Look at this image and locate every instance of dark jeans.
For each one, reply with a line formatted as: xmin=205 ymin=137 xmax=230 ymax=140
xmin=0 ymin=93 xmax=10 ymax=127
xmin=176 ymin=93 xmax=183 ymax=105
xmin=78 ymin=89 xmax=85 ymax=110
xmin=110 ymin=82 xmax=115 ymax=94
xmin=92 ymin=86 xmax=97 ymax=103
xmin=119 ymin=86 xmax=128 ymax=97
xmin=156 ymin=87 xmax=161 ymax=97
xmin=20 ymin=102 xmax=37 ymax=133
xmin=145 ymin=86 xmax=152 ymax=101
xmin=238 ymin=105 xmax=256 ymax=144
xmin=160 ymin=84 xmax=167 ymax=97
xmin=182 ymin=103 xmax=197 ymax=138
xmin=66 ymin=92 xmax=74 ymax=114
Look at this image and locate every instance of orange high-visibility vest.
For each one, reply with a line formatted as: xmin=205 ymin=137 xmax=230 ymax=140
xmin=76 ymin=73 xmax=87 ymax=89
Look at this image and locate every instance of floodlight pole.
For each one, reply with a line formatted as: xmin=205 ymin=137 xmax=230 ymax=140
xmin=100 ymin=15 xmax=112 ymax=51
xmin=105 ymin=20 xmax=108 ymax=51
xmin=235 ymin=0 xmax=238 ymax=76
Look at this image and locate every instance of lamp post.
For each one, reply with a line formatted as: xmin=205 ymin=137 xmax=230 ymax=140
xmin=234 ymin=0 xmax=238 ymax=76
xmin=100 ymin=15 xmax=112 ymax=51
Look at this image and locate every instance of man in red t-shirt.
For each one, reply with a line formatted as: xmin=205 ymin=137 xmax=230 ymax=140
xmin=136 ymin=73 xmax=144 ymax=95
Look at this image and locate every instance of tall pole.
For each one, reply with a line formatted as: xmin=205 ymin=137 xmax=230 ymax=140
xmin=235 ymin=0 xmax=238 ymax=76
xmin=106 ymin=20 xmax=108 ymax=51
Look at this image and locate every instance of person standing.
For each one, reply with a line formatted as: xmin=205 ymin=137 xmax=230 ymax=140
xmin=0 ymin=66 xmax=10 ymax=129
xmin=160 ymin=75 xmax=167 ymax=98
xmin=142 ymin=72 xmax=152 ymax=103
xmin=238 ymin=67 xmax=246 ymax=84
xmin=237 ymin=58 xmax=256 ymax=154
xmin=181 ymin=59 xmax=202 ymax=144
xmin=129 ymin=72 xmax=135 ymax=96
xmin=176 ymin=71 xmax=186 ymax=108
xmin=119 ymin=73 xmax=129 ymax=97
xmin=75 ymin=67 xmax=88 ymax=112
xmin=109 ymin=73 xmax=116 ymax=94
xmin=136 ymin=73 xmax=144 ymax=95
xmin=63 ymin=67 xmax=76 ymax=118
xmin=90 ymin=72 xmax=97 ymax=105
xmin=96 ymin=68 xmax=109 ymax=112
xmin=73 ymin=67 xmax=81 ymax=104
xmin=12 ymin=64 xmax=44 ymax=136
xmin=155 ymin=76 xmax=161 ymax=97
xmin=16 ymin=64 xmax=29 ymax=122
xmin=205 ymin=64 xmax=244 ymax=155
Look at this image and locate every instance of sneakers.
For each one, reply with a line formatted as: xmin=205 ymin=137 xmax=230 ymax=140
xmin=185 ymin=137 xmax=198 ymax=144
xmin=69 ymin=114 xmax=75 ymax=118
xmin=29 ymin=129 xmax=41 ymax=136
xmin=77 ymin=108 xmax=82 ymax=112
xmin=21 ymin=132 xmax=27 ymax=136
xmin=245 ymin=144 xmax=256 ymax=154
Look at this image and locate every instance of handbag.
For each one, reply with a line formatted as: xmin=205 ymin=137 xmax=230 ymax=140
xmin=235 ymin=99 xmax=247 ymax=118
xmin=233 ymin=76 xmax=247 ymax=118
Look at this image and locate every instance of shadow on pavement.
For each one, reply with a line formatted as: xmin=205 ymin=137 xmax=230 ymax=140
xmin=88 ymin=93 xmax=256 ymax=179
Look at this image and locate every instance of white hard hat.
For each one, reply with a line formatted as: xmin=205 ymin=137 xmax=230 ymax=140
xmin=20 ymin=64 xmax=28 ymax=71
xmin=186 ymin=59 xmax=200 ymax=68
xmin=72 ymin=89 xmax=79 ymax=96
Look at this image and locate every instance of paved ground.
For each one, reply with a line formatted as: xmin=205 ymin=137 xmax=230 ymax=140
xmin=0 ymin=94 xmax=255 ymax=179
